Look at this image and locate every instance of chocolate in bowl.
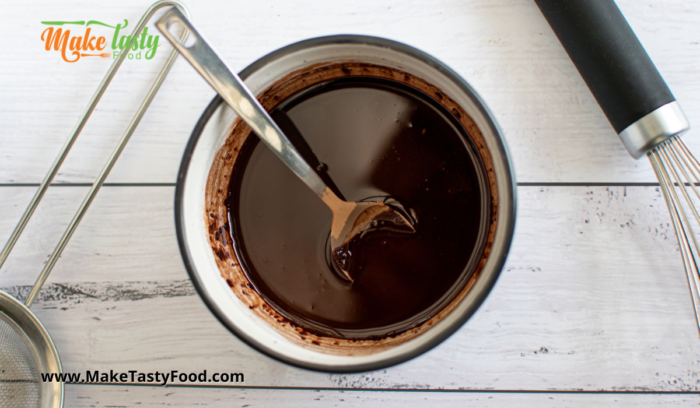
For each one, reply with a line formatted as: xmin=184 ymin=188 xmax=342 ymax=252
xmin=176 ymin=35 xmax=515 ymax=372
xmin=225 ymin=71 xmax=490 ymax=342
xmin=207 ymin=63 xmax=495 ymax=349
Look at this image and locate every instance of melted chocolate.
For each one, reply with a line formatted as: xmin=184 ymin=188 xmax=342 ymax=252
xmin=227 ymin=77 xmax=488 ymax=339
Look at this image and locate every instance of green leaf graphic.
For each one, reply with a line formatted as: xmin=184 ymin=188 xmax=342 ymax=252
xmin=40 ymin=21 xmax=85 ymax=26
xmin=86 ymin=20 xmax=121 ymax=28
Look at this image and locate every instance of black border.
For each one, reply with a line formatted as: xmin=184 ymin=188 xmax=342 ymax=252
xmin=174 ymin=35 xmax=517 ymax=374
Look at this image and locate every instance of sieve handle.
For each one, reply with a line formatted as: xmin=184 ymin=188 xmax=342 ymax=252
xmin=534 ymin=0 xmax=689 ymax=159
xmin=21 ymin=1 xmax=191 ymax=308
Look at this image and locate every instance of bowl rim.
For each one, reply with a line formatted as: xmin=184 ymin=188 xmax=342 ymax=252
xmin=174 ymin=34 xmax=517 ymax=373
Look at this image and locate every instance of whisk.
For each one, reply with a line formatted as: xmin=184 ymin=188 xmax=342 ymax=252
xmin=649 ymin=139 xmax=700 ymax=322
xmin=535 ymin=0 xmax=700 ymax=329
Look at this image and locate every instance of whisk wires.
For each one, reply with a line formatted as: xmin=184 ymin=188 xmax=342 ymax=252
xmin=649 ymin=137 xmax=700 ymax=333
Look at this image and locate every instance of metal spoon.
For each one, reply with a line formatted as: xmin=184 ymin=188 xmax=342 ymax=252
xmin=156 ymin=8 xmax=415 ymax=281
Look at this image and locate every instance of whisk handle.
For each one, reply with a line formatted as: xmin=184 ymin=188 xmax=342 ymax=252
xmin=535 ymin=0 xmax=689 ymax=159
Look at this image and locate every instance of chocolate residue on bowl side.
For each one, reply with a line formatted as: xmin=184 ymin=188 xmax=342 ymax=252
xmin=204 ymin=62 xmax=499 ymax=356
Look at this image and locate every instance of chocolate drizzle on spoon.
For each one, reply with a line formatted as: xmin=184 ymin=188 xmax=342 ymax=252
xmin=331 ymin=198 xmax=417 ymax=281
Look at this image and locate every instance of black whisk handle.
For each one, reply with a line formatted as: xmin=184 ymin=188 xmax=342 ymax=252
xmin=534 ymin=0 xmax=689 ymax=158
xmin=534 ymin=0 xmax=674 ymax=133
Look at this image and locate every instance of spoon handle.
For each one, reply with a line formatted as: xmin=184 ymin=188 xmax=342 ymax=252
xmin=156 ymin=8 xmax=333 ymax=200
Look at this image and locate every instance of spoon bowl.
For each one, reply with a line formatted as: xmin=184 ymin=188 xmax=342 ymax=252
xmin=326 ymin=197 xmax=416 ymax=280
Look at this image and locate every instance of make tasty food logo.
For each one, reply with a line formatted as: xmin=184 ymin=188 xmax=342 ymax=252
xmin=40 ymin=19 xmax=160 ymax=63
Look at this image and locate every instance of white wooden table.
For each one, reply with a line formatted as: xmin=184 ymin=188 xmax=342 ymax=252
xmin=3 ymin=0 xmax=700 ymax=406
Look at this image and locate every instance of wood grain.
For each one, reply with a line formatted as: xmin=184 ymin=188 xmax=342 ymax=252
xmin=1 ymin=280 xmax=195 ymax=304
xmin=63 ymin=385 xmax=700 ymax=407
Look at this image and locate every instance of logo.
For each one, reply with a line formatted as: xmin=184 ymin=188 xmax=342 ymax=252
xmin=40 ymin=19 xmax=159 ymax=63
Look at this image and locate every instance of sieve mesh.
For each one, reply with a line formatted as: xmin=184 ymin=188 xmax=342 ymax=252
xmin=0 ymin=317 xmax=41 ymax=408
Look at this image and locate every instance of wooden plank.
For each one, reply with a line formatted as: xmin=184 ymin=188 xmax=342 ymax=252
xmin=0 ymin=187 xmax=185 ymax=286
xmin=1 ymin=0 xmax=699 ymax=184
xmin=3 ymin=186 xmax=700 ymax=391
xmin=63 ymin=385 xmax=700 ymax=407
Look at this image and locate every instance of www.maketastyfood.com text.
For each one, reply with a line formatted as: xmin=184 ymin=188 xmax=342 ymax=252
xmin=41 ymin=370 xmax=243 ymax=386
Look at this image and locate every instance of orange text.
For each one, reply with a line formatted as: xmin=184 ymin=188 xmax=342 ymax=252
xmin=41 ymin=27 xmax=106 ymax=63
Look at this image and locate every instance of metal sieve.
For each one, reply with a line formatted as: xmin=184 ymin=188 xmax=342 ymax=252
xmin=0 ymin=291 xmax=62 ymax=408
